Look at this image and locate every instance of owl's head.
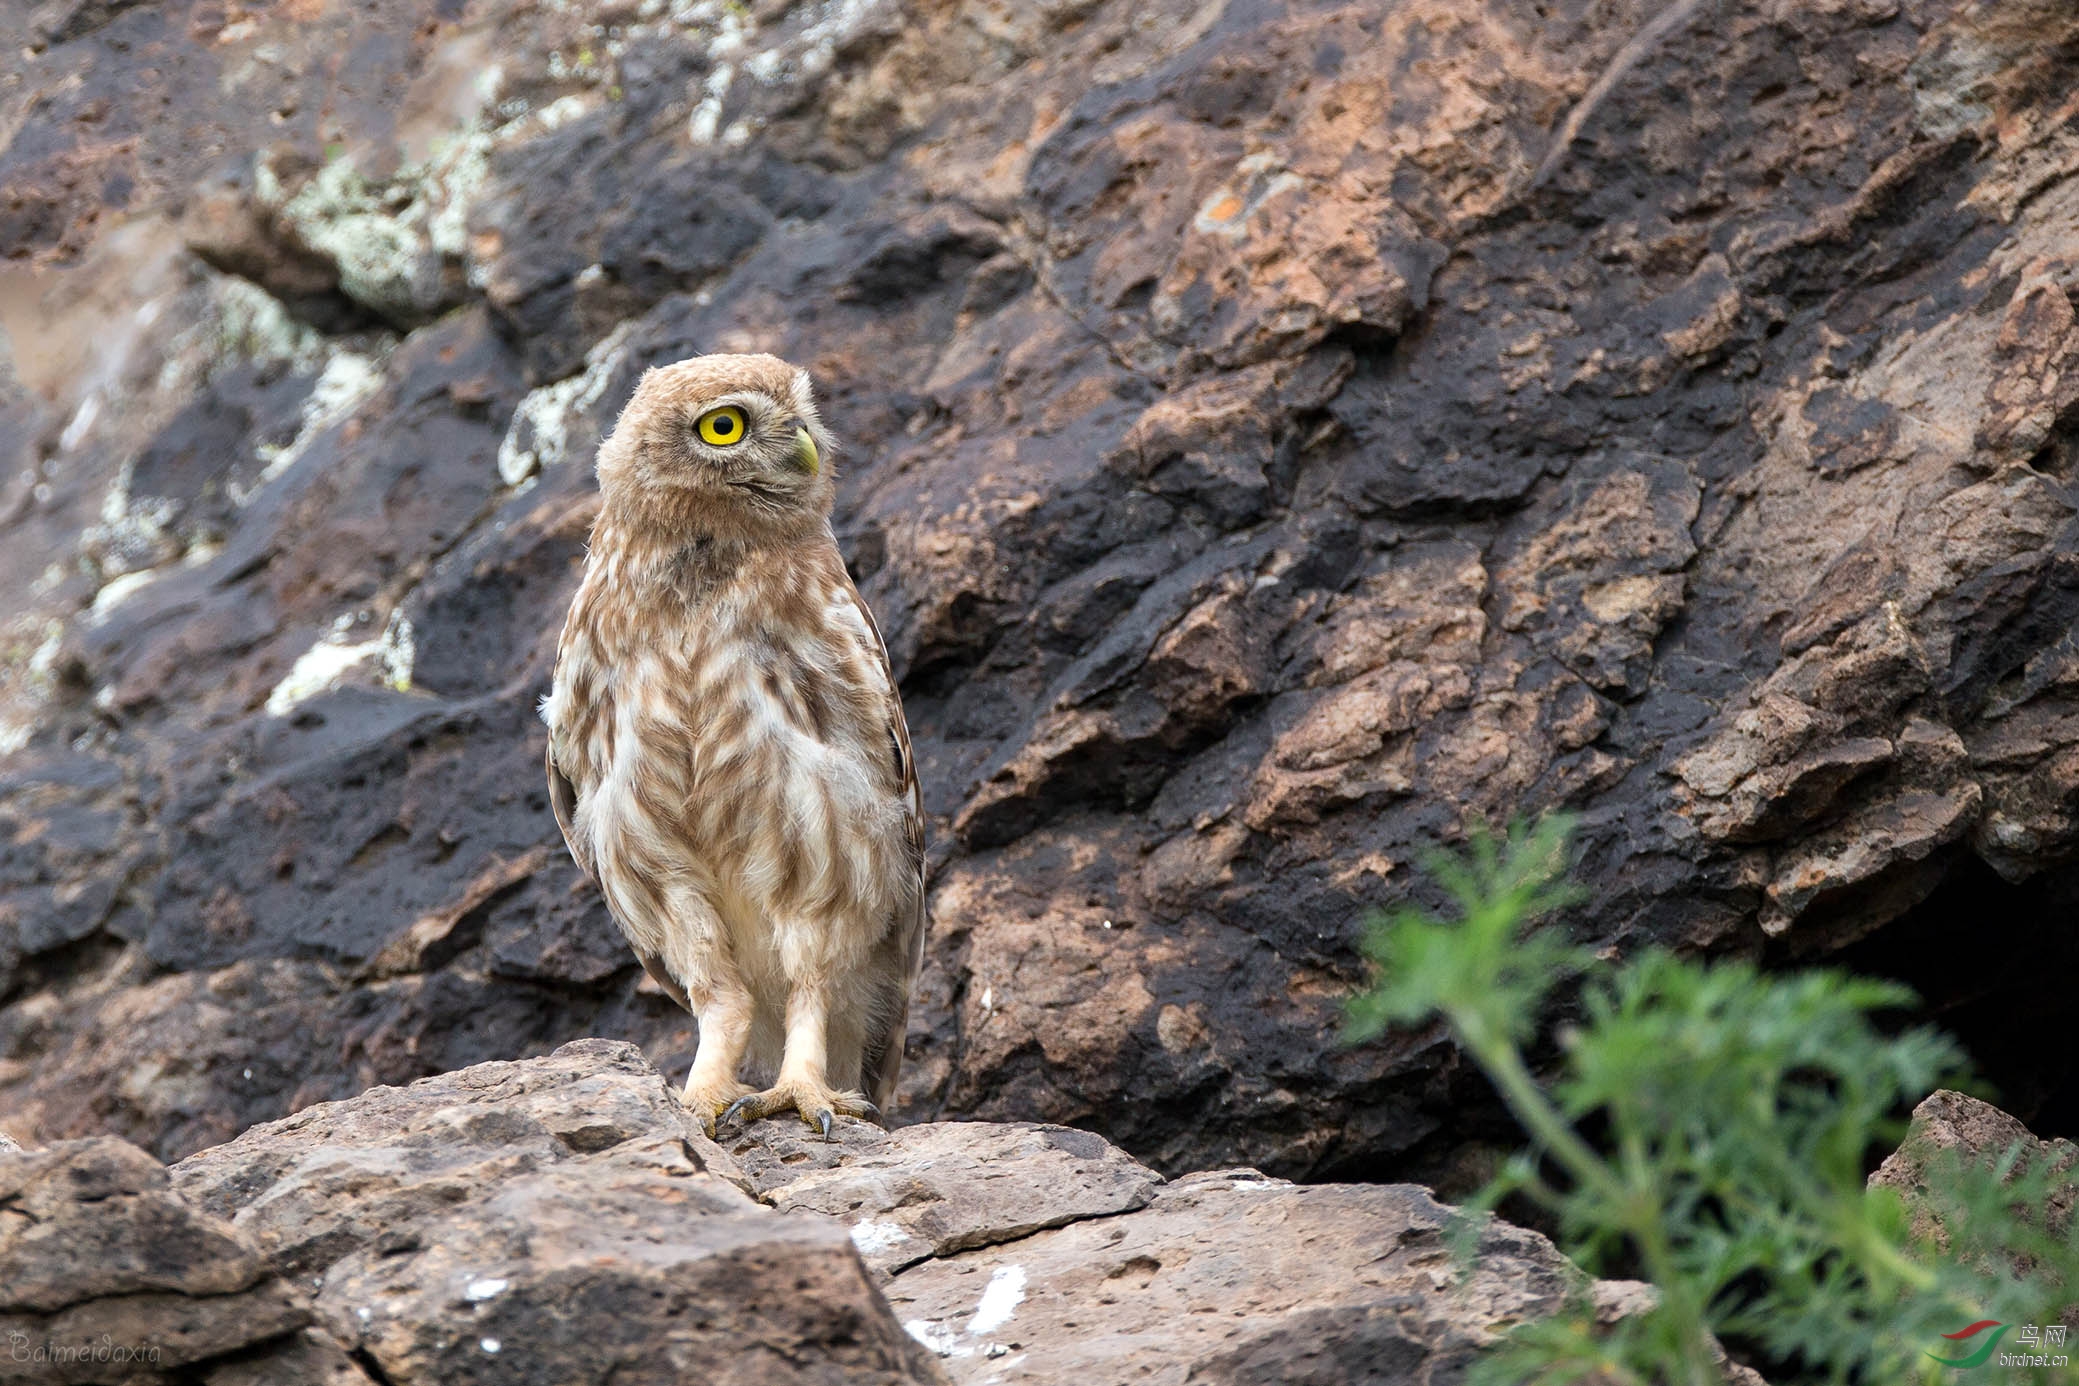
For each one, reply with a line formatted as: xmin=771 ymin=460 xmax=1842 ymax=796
xmin=594 ymin=353 xmax=838 ymax=542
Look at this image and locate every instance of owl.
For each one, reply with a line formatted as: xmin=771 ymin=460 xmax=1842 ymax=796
xmin=542 ymin=354 xmax=925 ymax=1136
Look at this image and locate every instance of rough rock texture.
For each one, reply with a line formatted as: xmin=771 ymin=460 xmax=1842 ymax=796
xmin=163 ymin=1040 xmax=1624 ymax=1386
xmin=0 ymin=1137 xmax=321 ymax=1384
xmin=4 ymin=0 xmax=2079 ymax=1181
xmin=881 ymin=1172 xmax=1582 ymax=1383
xmin=1870 ymin=1088 xmax=2079 ymax=1322
xmin=1 ymin=1044 xmax=978 ymax=1386
xmin=742 ymin=1118 xmax=1162 ymax=1277
xmin=1872 ymin=1089 xmax=2079 ymax=1222
xmin=170 ymin=1039 xmax=945 ymax=1386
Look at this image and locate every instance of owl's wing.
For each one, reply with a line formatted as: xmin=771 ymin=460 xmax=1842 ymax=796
xmin=839 ymin=578 xmax=928 ymax=1114
xmin=547 ymin=736 xmax=695 ymax=1014
xmin=839 ymin=579 xmax=926 ymax=908
xmin=545 ymin=740 xmax=593 ymax=881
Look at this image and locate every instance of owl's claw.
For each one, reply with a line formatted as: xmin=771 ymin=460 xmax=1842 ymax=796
xmin=720 ymin=1081 xmax=875 ymax=1139
xmin=682 ymin=1078 xmax=756 ymax=1139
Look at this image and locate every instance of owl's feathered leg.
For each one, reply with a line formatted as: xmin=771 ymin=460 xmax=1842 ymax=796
xmin=721 ymin=979 xmax=875 ymax=1138
xmin=680 ymin=982 xmax=757 ymax=1137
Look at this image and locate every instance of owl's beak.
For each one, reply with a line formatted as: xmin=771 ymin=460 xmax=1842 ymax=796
xmin=792 ymin=423 xmax=820 ymax=476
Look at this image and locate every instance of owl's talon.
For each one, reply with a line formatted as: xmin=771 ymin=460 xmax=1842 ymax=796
xmin=683 ymin=1078 xmax=755 ymax=1138
xmin=718 ymin=1082 xmax=873 ymax=1135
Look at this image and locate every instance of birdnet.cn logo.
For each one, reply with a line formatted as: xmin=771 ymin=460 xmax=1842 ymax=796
xmin=1927 ymin=1320 xmax=2071 ymax=1370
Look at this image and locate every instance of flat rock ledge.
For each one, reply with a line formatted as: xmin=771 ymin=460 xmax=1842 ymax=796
xmin=6 ymin=1040 xmax=1620 ymax=1384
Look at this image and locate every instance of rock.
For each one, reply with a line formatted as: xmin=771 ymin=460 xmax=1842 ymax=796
xmin=205 ymin=1330 xmax=378 ymax=1386
xmin=0 ymin=1136 xmax=310 ymax=1383
xmin=1871 ymin=1090 xmax=2079 ymax=1288
xmin=728 ymin=1119 xmax=1161 ymax=1277
xmin=172 ymin=1042 xmax=1631 ymax=1386
xmin=172 ymin=1040 xmax=944 ymax=1386
xmin=5 ymin=0 xmax=2079 ymax=1188
xmin=713 ymin=1062 xmax=1720 ymax=1385
xmin=170 ymin=1039 xmax=750 ymax=1276
xmin=1876 ymin=1091 xmax=2079 ymax=1191
xmin=876 ymin=1171 xmax=1581 ymax=1383
xmin=310 ymin=1159 xmax=933 ymax=1386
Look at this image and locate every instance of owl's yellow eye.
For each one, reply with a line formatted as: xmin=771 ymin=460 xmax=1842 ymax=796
xmin=696 ymin=406 xmax=747 ymax=446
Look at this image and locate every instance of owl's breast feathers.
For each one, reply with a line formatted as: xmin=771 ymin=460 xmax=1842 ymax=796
xmin=545 ymin=528 xmax=923 ymax=950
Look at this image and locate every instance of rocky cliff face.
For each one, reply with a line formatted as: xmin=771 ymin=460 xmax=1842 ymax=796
xmin=0 ymin=1040 xmax=1632 ymax=1385
xmin=3 ymin=0 xmax=2079 ymax=1179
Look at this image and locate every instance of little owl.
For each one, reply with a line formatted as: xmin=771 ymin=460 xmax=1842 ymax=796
xmin=543 ymin=353 xmax=924 ymax=1136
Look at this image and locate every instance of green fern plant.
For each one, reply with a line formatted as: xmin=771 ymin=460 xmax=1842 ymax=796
xmin=1348 ymin=816 xmax=2079 ymax=1385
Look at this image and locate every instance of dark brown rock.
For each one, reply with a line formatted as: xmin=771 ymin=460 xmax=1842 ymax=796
xmin=1 ymin=1138 xmax=271 ymax=1311
xmin=151 ymin=1040 xmax=1677 ymax=1385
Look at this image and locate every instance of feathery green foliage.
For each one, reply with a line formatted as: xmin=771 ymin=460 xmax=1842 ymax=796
xmin=1348 ymin=816 xmax=2079 ymax=1385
